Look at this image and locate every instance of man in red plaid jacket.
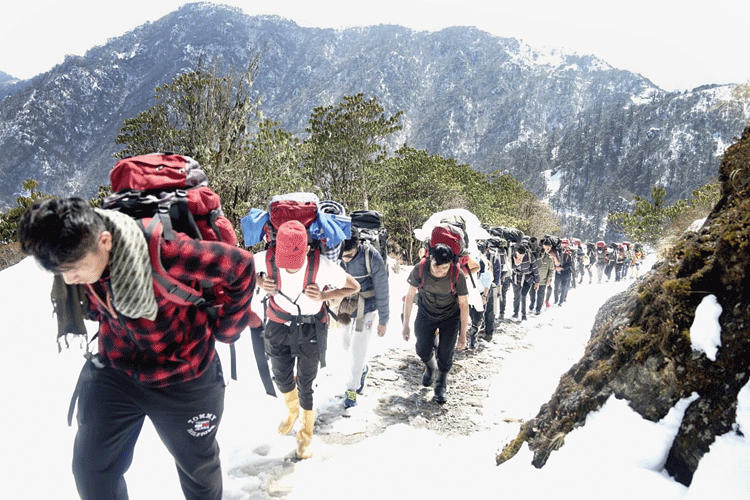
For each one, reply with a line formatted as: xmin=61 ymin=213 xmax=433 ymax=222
xmin=19 ymin=197 xmax=260 ymax=500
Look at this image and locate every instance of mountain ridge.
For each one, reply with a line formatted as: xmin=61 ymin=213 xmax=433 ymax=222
xmin=1 ymin=2 xmax=747 ymax=240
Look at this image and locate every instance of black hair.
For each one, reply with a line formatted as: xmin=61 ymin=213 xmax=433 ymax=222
xmin=341 ymin=227 xmax=360 ymax=253
xmin=515 ymin=244 xmax=527 ymax=255
xmin=430 ymin=243 xmax=456 ymax=265
xmin=18 ymin=197 xmax=105 ymax=273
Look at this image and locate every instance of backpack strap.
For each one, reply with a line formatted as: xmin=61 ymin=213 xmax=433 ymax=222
xmin=459 ymin=259 xmax=476 ymax=289
xmin=140 ymin=218 xmax=207 ymax=308
xmin=345 ymin=243 xmax=374 ymax=281
xmin=250 ymin=324 xmax=276 ymax=397
xmin=417 ymin=257 xmax=428 ymax=289
xmin=265 ymin=248 xmax=325 ymax=324
xmin=305 ymin=247 xmax=321 ymax=289
xmin=266 ymin=245 xmax=321 ymax=291
xmin=138 ymin=217 xmax=237 ymax=380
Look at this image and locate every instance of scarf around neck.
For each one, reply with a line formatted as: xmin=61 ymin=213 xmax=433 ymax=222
xmin=95 ymin=209 xmax=158 ymax=321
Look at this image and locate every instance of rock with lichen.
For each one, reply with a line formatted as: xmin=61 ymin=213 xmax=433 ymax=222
xmin=497 ymin=124 xmax=750 ymax=487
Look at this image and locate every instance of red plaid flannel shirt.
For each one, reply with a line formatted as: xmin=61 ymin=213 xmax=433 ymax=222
xmin=85 ymin=233 xmax=260 ymax=387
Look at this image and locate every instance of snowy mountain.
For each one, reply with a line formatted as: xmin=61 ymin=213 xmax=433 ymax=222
xmin=0 ymin=70 xmax=15 ymax=84
xmin=1 ymin=2 xmax=748 ymax=239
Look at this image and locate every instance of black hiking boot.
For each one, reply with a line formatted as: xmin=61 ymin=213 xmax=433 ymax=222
xmin=468 ymin=327 xmax=478 ymax=349
xmin=422 ymin=356 xmax=438 ymax=387
xmin=434 ymin=371 xmax=449 ymax=404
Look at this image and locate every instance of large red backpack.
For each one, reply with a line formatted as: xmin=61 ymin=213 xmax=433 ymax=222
xmin=104 ymin=153 xmax=236 ymax=245
xmin=101 ymin=153 xmax=239 ymax=376
xmin=262 ymin=193 xmax=321 ymax=290
xmin=416 ymin=224 xmax=464 ymax=295
xmin=260 ymin=193 xmax=328 ymax=325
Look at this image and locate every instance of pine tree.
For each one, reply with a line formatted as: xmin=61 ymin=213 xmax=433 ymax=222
xmin=114 ymin=56 xmax=262 ymax=227
xmin=304 ymin=93 xmax=402 ymax=211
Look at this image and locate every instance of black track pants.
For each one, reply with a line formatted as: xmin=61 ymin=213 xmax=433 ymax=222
xmin=414 ymin=309 xmax=460 ymax=373
xmin=512 ymin=280 xmax=532 ymax=317
xmin=72 ymin=356 xmax=226 ymax=500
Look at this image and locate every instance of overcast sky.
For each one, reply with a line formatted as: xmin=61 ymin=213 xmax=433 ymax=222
xmin=0 ymin=0 xmax=748 ymax=92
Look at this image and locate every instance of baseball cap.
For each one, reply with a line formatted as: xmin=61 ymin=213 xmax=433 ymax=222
xmin=276 ymin=220 xmax=308 ymax=269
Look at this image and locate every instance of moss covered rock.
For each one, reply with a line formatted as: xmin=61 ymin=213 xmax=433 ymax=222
xmin=497 ymin=124 xmax=750 ymax=486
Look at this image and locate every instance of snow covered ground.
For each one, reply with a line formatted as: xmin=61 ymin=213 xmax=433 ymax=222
xmin=2 ymin=254 xmax=748 ymax=499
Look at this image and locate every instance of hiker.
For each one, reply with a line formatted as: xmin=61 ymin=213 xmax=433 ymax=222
xmin=468 ymin=245 xmax=492 ymax=350
xmin=456 ymin=243 xmax=484 ymax=349
xmin=534 ymin=236 xmax=557 ymax=315
xmin=255 ymin=220 xmax=360 ymax=459
xmin=18 ymin=197 xmax=260 ymax=500
xmin=402 ymin=243 xmax=469 ymax=404
xmin=479 ymin=240 xmax=501 ymax=341
xmin=553 ymin=238 xmax=574 ymax=305
xmin=338 ymin=228 xmax=390 ymax=408
xmin=604 ymin=243 xmax=617 ymax=282
xmin=622 ymin=242 xmax=633 ymax=279
xmin=614 ymin=243 xmax=626 ymax=282
xmin=584 ymin=242 xmax=596 ymax=284
xmin=527 ymin=236 xmax=542 ymax=310
xmin=575 ymin=240 xmax=587 ymax=285
xmin=567 ymin=238 xmax=579 ymax=291
xmin=495 ymin=238 xmax=512 ymax=320
xmin=510 ymin=243 xmax=539 ymax=321
xmin=595 ymin=241 xmax=608 ymax=283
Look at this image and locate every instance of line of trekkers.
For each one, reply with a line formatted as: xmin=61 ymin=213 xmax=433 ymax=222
xmin=472 ymin=229 xmax=646 ymax=333
xmin=400 ymin=209 xmax=647 ymax=408
xmin=22 ymin=152 xmax=646 ymax=499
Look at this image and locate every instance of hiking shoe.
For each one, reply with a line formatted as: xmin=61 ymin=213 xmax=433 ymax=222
xmin=344 ymin=390 xmax=358 ymax=408
xmin=545 ymin=301 xmax=551 ymax=308
xmin=521 ymin=315 xmax=527 ymax=321
xmin=357 ymin=364 xmax=369 ymax=394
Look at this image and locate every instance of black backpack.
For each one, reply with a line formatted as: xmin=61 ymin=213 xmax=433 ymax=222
xmin=350 ymin=210 xmax=389 ymax=265
xmin=490 ymin=226 xmax=524 ymax=244
xmin=544 ymin=234 xmax=563 ymax=256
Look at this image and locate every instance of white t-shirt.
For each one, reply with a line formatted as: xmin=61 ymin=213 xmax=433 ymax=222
xmin=254 ymin=250 xmax=348 ymax=316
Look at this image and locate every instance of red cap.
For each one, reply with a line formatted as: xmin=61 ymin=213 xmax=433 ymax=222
xmin=276 ymin=220 xmax=308 ymax=269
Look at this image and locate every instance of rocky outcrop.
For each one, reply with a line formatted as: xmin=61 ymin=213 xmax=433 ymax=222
xmin=496 ymin=124 xmax=750 ymax=486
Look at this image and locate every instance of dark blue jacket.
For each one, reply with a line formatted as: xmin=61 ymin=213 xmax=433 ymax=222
xmin=340 ymin=243 xmax=390 ymax=325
